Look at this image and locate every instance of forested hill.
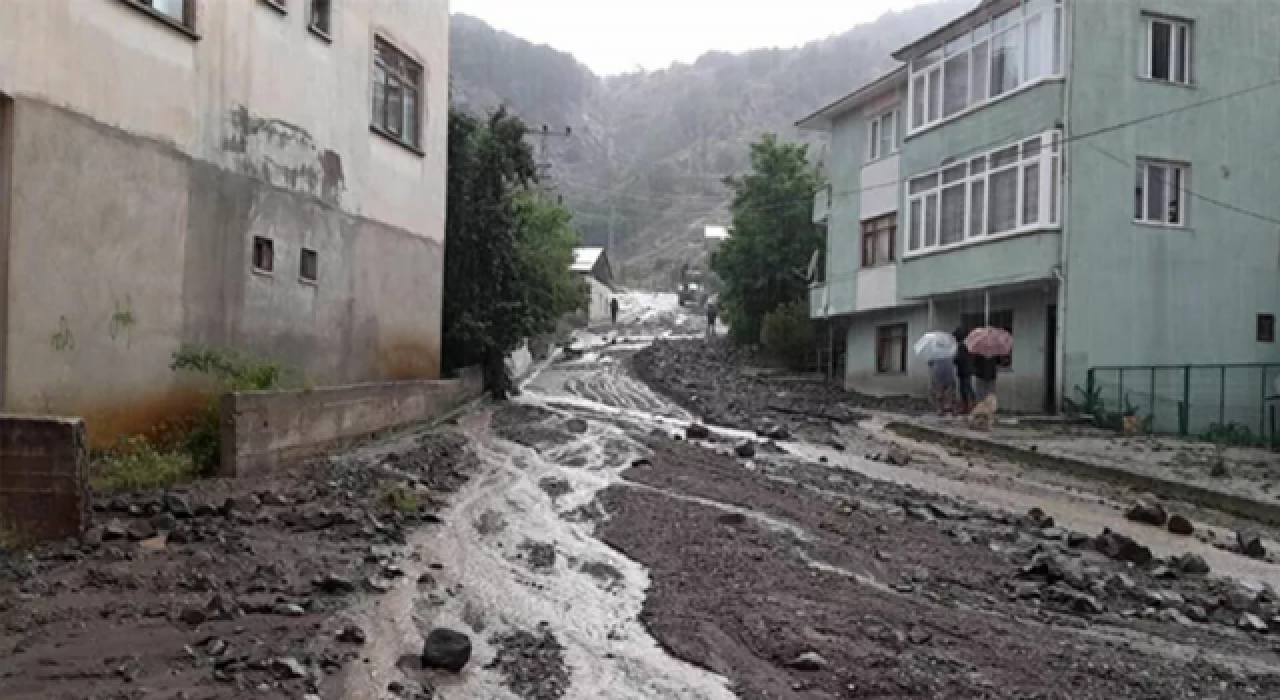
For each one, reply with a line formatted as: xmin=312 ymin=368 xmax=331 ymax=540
xmin=449 ymin=2 xmax=971 ymax=285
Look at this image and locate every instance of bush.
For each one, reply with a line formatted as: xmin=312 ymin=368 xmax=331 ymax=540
xmin=92 ymin=436 xmax=195 ymax=493
xmin=759 ymin=301 xmax=815 ymax=371
xmin=171 ymin=345 xmax=292 ymax=475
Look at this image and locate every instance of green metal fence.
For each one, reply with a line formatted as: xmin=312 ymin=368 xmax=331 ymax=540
xmin=1084 ymin=364 xmax=1280 ymax=443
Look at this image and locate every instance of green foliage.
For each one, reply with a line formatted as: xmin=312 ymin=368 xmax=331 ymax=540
xmin=384 ymin=485 xmax=422 ymax=514
xmin=760 ymin=301 xmax=815 ymax=371
xmin=92 ymin=436 xmax=195 ymax=494
xmin=442 ymin=108 xmax=583 ymax=396
xmin=170 ymin=345 xmax=290 ymax=474
xmin=711 ymin=135 xmax=823 ymax=345
xmin=1203 ymin=422 xmax=1267 ymax=448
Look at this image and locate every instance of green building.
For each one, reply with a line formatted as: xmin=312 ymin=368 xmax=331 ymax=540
xmin=799 ymin=0 xmax=1280 ymax=431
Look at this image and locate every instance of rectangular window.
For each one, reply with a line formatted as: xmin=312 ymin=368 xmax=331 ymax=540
xmin=908 ymin=1 xmax=1061 ymax=133
xmin=866 ymin=109 xmax=897 ymax=162
xmin=1144 ymin=15 xmax=1193 ymax=85
xmin=372 ymin=37 xmax=423 ymax=151
xmin=310 ymin=0 xmax=332 ymax=36
xmin=861 ymin=214 xmax=897 ymax=268
xmin=1135 ymin=159 xmax=1189 ymax=226
xmin=300 ymin=248 xmax=319 ymax=283
xmin=1258 ymin=314 xmax=1275 ymax=343
xmin=126 ymin=0 xmax=195 ymax=29
xmin=905 ymin=130 xmax=1060 ymax=255
xmin=253 ymin=237 xmax=274 ymax=273
xmin=876 ymin=324 xmax=908 ymax=374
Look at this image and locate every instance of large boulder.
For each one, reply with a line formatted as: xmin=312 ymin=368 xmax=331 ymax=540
xmin=1094 ymin=529 xmax=1153 ymax=566
xmin=1124 ymin=499 xmax=1167 ymax=527
xmin=422 ymin=628 xmax=472 ymax=673
xmin=1238 ymin=531 xmax=1267 ymax=559
xmin=1166 ymin=514 xmax=1194 ymax=536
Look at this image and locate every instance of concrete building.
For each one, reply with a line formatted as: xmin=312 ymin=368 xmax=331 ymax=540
xmin=0 ymin=0 xmax=449 ymax=444
xmin=801 ymin=0 xmax=1280 ymax=426
xmin=572 ymin=247 xmax=615 ymax=324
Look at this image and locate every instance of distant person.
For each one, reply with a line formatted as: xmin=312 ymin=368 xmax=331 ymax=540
xmin=705 ymin=301 xmax=718 ymax=338
xmin=973 ymin=352 xmax=999 ymax=402
xmin=952 ymin=327 xmax=975 ymax=414
xmin=610 ymin=297 xmax=619 ymax=325
xmin=928 ymin=356 xmax=956 ymax=415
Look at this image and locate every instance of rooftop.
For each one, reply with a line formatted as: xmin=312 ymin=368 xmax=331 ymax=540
xmin=571 ymin=246 xmax=605 ymax=273
xmin=795 ymin=66 xmax=907 ymax=132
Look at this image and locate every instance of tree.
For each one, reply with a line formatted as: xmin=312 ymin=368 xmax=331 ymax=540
xmin=711 ymin=134 xmax=823 ymax=345
xmin=442 ymin=108 xmax=584 ymax=397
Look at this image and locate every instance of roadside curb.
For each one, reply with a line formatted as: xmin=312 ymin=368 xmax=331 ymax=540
xmin=886 ymin=420 xmax=1280 ymax=526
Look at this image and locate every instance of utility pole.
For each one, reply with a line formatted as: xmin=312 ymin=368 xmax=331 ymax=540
xmin=522 ymin=124 xmax=572 ymax=187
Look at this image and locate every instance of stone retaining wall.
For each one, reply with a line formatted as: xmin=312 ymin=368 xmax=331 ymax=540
xmin=0 ymin=415 xmax=90 ymax=543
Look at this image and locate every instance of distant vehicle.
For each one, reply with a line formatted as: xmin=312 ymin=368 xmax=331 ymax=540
xmin=678 ymin=264 xmax=707 ymax=307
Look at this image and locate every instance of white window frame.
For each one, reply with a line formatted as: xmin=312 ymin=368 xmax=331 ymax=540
xmin=904 ymin=130 xmax=1061 ymax=257
xmin=1142 ymin=14 xmax=1193 ymax=85
xmin=907 ymin=0 xmax=1064 ymax=136
xmin=1134 ymin=159 xmax=1190 ymax=227
xmin=866 ymin=108 xmax=899 ymax=163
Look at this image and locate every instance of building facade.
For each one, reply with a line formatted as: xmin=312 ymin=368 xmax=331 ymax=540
xmin=0 ymin=0 xmax=450 ymax=444
xmin=802 ymin=0 xmax=1280 ymax=422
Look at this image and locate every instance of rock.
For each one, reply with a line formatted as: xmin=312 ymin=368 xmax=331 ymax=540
xmin=564 ymin=418 xmax=589 ymax=434
xmin=630 ymin=457 xmax=652 ymax=468
xmin=315 ymin=574 xmax=357 ymax=594
xmin=1241 ymin=613 xmax=1271 ymax=634
xmin=1045 ymin=583 xmax=1104 ymax=615
xmin=82 ymin=525 xmax=105 ymax=548
xmin=907 ymin=627 xmax=932 ymax=644
xmin=1105 ymin=572 xmax=1137 ymax=595
xmin=1238 ymin=531 xmax=1267 ymax=559
xmin=259 ymin=490 xmax=291 ymax=507
xmin=1150 ymin=565 xmax=1177 ymax=580
xmin=1175 ymin=553 xmax=1210 ymax=575
xmin=717 ymin=512 xmax=747 ymax=526
xmin=1167 ymin=514 xmax=1194 ymax=536
xmin=1094 ymin=529 xmax=1153 ymax=566
xmin=1066 ymin=531 xmax=1091 ymax=548
xmin=1010 ymin=581 xmax=1044 ymax=599
xmin=422 ymin=628 xmax=472 ymax=672
xmin=885 ymin=448 xmax=911 ymax=466
xmin=734 ymin=441 xmax=756 ymax=458
xmin=164 ymin=493 xmax=193 ymax=518
xmin=179 ymin=607 xmax=207 ymax=626
xmin=205 ymin=638 xmax=228 ymax=657
xmin=1185 ymin=605 xmax=1209 ymax=622
xmin=126 ymin=521 xmax=156 ymax=541
xmin=269 ymin=657 xmax=308 ymax=680
xmin=787 ymin=651 xmax=828 ymax=671
xmin=274 ymin=603 xmax=306 ymax=617
xmin=927 ymin=503 xmax=968 ymax=520
xmin=685 ymin=424 xmax=711 ymax=440
xmin=338 ymin=624 xmax=367 ymax=645
xmin=1125 ymin=499 xmax=1168 ymax=527
xmin=103 ymin=520 xmax=128 ymax=541
xmin=150 ymin=513 xmax=178 ymax=532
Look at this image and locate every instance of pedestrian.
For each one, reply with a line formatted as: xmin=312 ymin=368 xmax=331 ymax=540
xmin=609 ymin=297 xmax=619 ymax=325
xmin=952 ymin=327 xmax=975 ymax=414
xmin=705 ymin=301 xmax=718 ymax=338
xmin=973 ymin=352 xmax=999 ymax=402
xmin=928 ymin=356 xmax=957 ymax=415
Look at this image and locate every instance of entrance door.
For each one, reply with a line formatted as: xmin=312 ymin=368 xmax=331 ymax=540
xmin=1044 ymin=305 xmax=1058 ymax=413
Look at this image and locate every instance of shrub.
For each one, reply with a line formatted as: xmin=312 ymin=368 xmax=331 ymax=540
xmin=759 ymin=301 xmax=815 ymax=371
xmin=92 ymin=436 xmax=195 ymax=493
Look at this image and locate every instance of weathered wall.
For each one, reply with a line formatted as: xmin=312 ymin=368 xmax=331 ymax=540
xmin=219 ymin=371 xmax=483 ymax=478
xmin=585 ymin=276 xmax=614 ymax=325
xmin=1061 ymin=0 xmax=1280 ymax=402
xmin=0 ymin=1 xmax=449 ymax=444
xmin=0 ymin=415 xmax=89 ymax=543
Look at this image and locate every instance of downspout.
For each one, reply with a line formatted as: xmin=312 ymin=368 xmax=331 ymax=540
xmin=1054 ymin=0 xmax=1076 ymax=412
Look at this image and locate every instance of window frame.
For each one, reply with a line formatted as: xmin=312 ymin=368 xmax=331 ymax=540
xmin=1142 ymin=13 xmax=1193 ymax=86
xmin=1134 ymin=158 xmax=1190 ymax=227
xmin=261 ymin=0 xmax=288 ymax=15
xmin=866 ymin=108 xmax=899 ymax=163
xmin=252 ymin=237 xmax=275 ymax=275
xmin=309 ymin=0 xmax=333 ymax=40
xmin=299 ymin=248 xmax=319 ymax=284
xmin=904 ymin=130 xmax=1061 ymax=257
xmin=861 ymin=214 xmax=898 ymax=269
xmin=371 ymin=35 xmax=424 ymax=154
xmin=1258 ymin=314 xmax=1276 ymax=344
xmin=907 ymin=0 xmax=1064 ymax=136
xmin=120 ymin=0 xmax=199 ymax=38
xmin=875 ymin=323 xmax=909 ymax=375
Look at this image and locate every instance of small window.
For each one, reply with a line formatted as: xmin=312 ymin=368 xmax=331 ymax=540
xmin=309 ymin=0 xmax=332 ymax=37
xmin=124 ymin=0 xmax=196 ymax=31
xmin=875 ymin=324 xmax=908 ymax=374
xmin=866 ymin=109 xmax=898 ymax=162
xmin=1259 ymin=314 xmax=1275 ymax=343
xmin=861 ymin=214 xmax=897 ymax=268
xmin=1144 ymin=14 xmax=1193 ymax=85
xmin=372 ymin=37 xmax=423 ymax=151
xmin=300 ymin=248 xmax=319 ymax=283
xmin=1135 ymin=159 xmax=1189 ymax=226
xmin=252 ymin=237 xmax=274 ymax=273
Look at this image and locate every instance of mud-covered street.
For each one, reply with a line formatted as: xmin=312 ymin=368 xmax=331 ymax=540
xmin=8 ymin=292 xmax=1280 ymax=699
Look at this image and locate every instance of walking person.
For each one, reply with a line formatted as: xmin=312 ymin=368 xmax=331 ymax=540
xmin=973 ymin=352 xmax=999 ymax=402
xmin=609 ymin=297 xmax=620 ymax=325
xmin=928 ymin=356 xmax=957 ymax=415
xmin=952 ymin=327 xmax=976 ymax=414
xmin=705 ymin=300 xmax=718 ymax=338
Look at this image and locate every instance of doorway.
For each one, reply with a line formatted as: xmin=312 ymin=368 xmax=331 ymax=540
xmin=1043 ymin=304 xmax=1058 ymax=413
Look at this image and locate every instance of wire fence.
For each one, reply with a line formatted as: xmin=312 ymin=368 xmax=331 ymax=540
xmin=1084 ymin=364 xmax=1280 ymax=446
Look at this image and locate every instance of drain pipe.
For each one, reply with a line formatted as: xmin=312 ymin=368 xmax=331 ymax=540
xmin=1054 ymin=0 xmax=1077 ymax=411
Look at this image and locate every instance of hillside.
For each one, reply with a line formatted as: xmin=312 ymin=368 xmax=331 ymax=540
xmin=449 ymin=2 xmax=972 ymax=285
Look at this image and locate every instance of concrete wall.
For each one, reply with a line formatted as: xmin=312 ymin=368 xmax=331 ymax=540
xmin=0 ymin=0 xmax=449 ymax=445
xmin=220 ymin=370 xmax=483 ymax=477
xmin=1060 ymin=0 xmax=1280 ymax=402
xmin=0 ymin=415 xmax=89 ymax=543
xmin=584 ymin=276 xmax=614 ymax=325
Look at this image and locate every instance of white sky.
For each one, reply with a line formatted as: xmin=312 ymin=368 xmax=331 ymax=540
xmin=451 ymin=0 xmax=939 ymax=75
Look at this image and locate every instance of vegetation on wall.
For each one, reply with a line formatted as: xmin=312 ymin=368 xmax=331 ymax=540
xmin=441 ymin=107 xmax=584 ymax=397
xmin=712 ymin=134 xmax=824 ymax=346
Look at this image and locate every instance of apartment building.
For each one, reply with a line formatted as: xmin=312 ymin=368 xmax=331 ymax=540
xmin=801 ymin=0 xmax=1280 ymax=423
xmin=0 ymin=0 xmax=449 ymax=444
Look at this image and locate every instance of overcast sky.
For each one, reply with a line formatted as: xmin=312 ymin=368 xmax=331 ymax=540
xmin=451 ymin=0 xmax=939 ymax=75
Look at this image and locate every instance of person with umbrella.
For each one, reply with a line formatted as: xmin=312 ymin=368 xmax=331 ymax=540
xmin=952 ymin=327 xmax=976 ymax=414
xmin=965 ymin=326 xmax=1013 ymax=402
xmin=915 ymin=331 xmax=958 ymax=414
